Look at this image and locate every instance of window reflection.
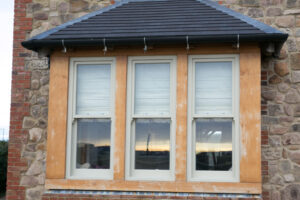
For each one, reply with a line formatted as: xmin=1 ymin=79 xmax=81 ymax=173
xmin=135 ymin=119 xmax=170 ymax=170
xmin=76 ymin=119 xmax=111 ymax=169
xmin=195 ymin=119 xmax=232 ymax=171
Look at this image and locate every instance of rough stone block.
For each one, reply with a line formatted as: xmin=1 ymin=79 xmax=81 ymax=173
xmin=274 ymin=61 xmax=289 ymax=77
xmin=281 ymin=184 xmax=300 ymax=200
xmin=29 ymin=128 xmax=43 ymax=142
xmin=276 ymin=16 xmax=295 ymax=28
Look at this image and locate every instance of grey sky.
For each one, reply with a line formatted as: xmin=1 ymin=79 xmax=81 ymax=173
xmin=0 ymin=0 xmax=14 ymax=139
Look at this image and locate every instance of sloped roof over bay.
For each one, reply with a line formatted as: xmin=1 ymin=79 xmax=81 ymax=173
xmin=22 ymin=0 xmax=288 ymax=56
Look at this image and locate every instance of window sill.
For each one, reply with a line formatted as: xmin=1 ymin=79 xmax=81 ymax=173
xmin=45 ymin=179 xmax=261 ymax=194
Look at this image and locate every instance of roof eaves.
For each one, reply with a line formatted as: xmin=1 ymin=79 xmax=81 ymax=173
xmin=197 ymin=0 xmax=284 ymax=34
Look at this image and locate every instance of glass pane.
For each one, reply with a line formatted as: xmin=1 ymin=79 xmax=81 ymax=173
xmin=76 ymin=119 xmax=111 ymax=169
xmin=195 ymin=62 xmax=232 ymax=115
xmin=76 ymin=64 xmax=111 ymax=115
xmin=135 ymin=119 xmax=170 ymax=170
xmin=195 ymin=119 xmax=232 ymax=171
xmin=135 ymin=63 xmax=170 ymax=115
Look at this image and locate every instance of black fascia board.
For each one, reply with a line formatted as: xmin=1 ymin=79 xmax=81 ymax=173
xmin=22 ymin=33 xmax=288 ymax=54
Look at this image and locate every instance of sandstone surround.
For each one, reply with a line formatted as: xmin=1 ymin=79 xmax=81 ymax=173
xmin=7 ymin=0 xmax=300 ymax=199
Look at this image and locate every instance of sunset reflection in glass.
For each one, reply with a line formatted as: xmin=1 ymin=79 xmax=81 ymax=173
xmin=135 ymin=119 xmax=170 ymax=170
xmin=76 ymin=119 xmax=111 ymax=169
xmin=195 ymin=119 xmax=232 ymax=171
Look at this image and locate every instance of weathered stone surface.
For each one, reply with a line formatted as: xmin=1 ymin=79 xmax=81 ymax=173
xmin=40 ymin=76 xmax=49 ymax=85
xmin=70 ymin=0 xmax=89 ymax=12
xmin=247 ymin=8 xmax=263 ymax=18
xmin=269 ymin=135 xmax=281 ymax=147
xmin=58 ymin=2 xmax=69 ymax=13
xmin=26 ymin=59 xmax=48 ymax=69
xmin=292 ymin=71 xmax=300 ymax=83
xmin=36 ymin=150 xmax=45 ymax=161
xmin=290 ymin=53 xmax=300 ymax=69
xmin=23 ymin=117 xmax=36 ymax=129
xmin=238 ymin=0 xmax=259 ymax=6
xmin=20 ymin=176 xmax=39 ymax=186
xmin=262 ymin=90 xmax=277 ymax=100
xmin=289 ymin=151 xmax=300 ymax=165
xmin=279 ymin=160 xmax=292 ymax=173
xmin=284 ymin=174 xmax=295 ymax=182
xmin=37 ymin=96 xmax=47 ymax=106
xmin=271 ymin=190 xmax=281 ymax=200
xmin=280 ymin=116 xmax=294 ymax=123
xmin=263 ymin=116 xmax=280 ymax=124
xmin=262 ymin=148 xmax=282 ymax=160
xmin=294 ymin=105 xmax=300 ymax=117
xmin=37 ymin=174 xmax=45 ymax=185
xmin=31 ymin=79 xmax=40 ymax=90
xmin=41 ymin=107 xmax=48 ymax=118
xmin=284 ymin=104 xmax=294 ymax=116
xmin=31 ymin=105 xmax=41 ymax=118
xmin=274 ymin=62 xmax=289 ymax=77
xmin=26 ymin=186 xmax=44 ymax=200
xmin=38 ymin=119 xmax=47 ymax=128
xmin=285 ymin=89 xmax=300 ymax=103
xmin=267 ymin=7 xmax=282 ymax=16
xmin=40 ymin=85 xmax=49 ymax=96
xmin=281 ymin=184 xmax=300 ymax=200
xmin=49 ymin=0 xmax=56 ymax=10
xmin=276 ymin=16 xmax=295 ymax=28
xmin=270 ymin=125 xmax=289 ymax=135
xmin=26 ymin=161 xmax=43 ymax=176
xmin=268 ymin=104 xmax=283 ymax=116
xmin=296 ymin=28 xmax=300 ymax=37
xmin=284 ymin=9 xmax=300 ymax=15
xmin=270 ymin=174 xmax=285 ymax=185
xmin=286 ymin=0 xmax=298 ymax=8
xmin=292 ymin=124 xmax=300 ymax=132
xmin=278 ymin=82 xmax=290 ymax=93
xmin=27 ymin=3 xmax=43 ymax=13
xmin=269 ymin=75 xmax=282 ymax=84
xmin=36 ymin=143 xmax=46 ymax=151
xmin=33 ymin=12 xmax=49 ymax=20
xmin=29 ymin=128 xmax=43 ymax=142
xmin=286 ymin=39 xmax=297 ymax=52
xmin=294 ymin=165 xmax=300 ymax=182
xmin=297 ymin=16 xmax=300 ymax=27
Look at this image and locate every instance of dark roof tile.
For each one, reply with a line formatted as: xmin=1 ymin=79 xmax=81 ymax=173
xmin=22 ymin=0 xmax=288 ymax=55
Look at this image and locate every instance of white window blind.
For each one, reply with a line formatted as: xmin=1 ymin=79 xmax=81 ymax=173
xmin=195 ymin=62 xmax=232 ymax=115
xmin=134 ymin=63 xmax=170 ymax=115
xmin=76 ymin=64 xmax=111 ymax=116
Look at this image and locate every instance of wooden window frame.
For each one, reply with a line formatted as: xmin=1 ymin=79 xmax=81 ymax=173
xmin=46 ymin=44 xmax=261 ymax=194
xmin=187 ymin=55 xmax=240 ymax=182
xmin=125 ymin=56 xmax=177 ymax=181
xmin=66 ymin=57 xmax=116 ymax=180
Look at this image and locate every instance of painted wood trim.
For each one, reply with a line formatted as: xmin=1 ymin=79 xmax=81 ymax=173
xmin=46 ymin=44 xmax=262 ymax=191
xmin=45 ymin=179 xmax=261 ymax=194
xmin=113 ymin=56 xmax=127 ymax=180
xmin=239 ymin=50 xmax=261 ymax=183
xmin=46 ymin=56 xmax=69 ymax=179
xmin=175 ymin=54 xmax=188 ymax=181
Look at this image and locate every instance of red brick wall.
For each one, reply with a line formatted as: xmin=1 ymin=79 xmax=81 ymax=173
xmin=7 ymin=0 xmax=32 ymax=199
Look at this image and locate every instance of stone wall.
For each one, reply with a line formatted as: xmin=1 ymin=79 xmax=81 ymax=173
xmin=7 ymin=0 xmax=300 ymax=199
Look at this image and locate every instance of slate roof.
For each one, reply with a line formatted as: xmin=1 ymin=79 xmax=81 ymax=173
xmin=22 ymin=0 xmax=288 ymax=55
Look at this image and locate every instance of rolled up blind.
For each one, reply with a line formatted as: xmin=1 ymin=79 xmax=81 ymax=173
xmin=134 ymin=63 xmax=170 ymax=115
xmin=76 ymin=64 xmax=111 ymax=116
xmin=195 ymin=61 xmax=232 ymax=115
